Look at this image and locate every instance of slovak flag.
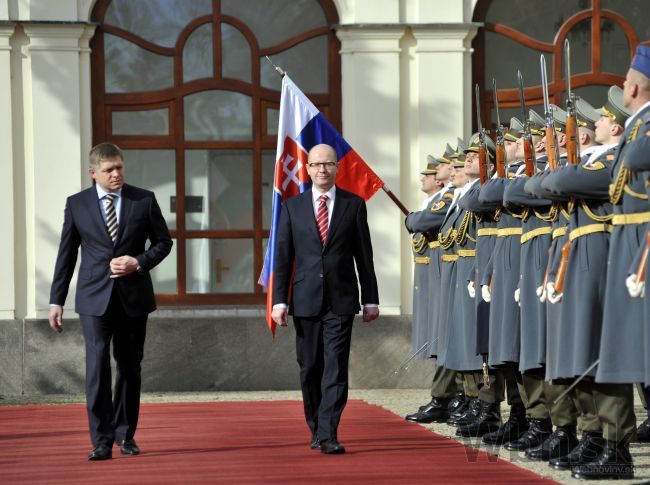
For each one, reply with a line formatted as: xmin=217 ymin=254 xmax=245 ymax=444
xmin=258 ymin=75 xmax=384 ymax=336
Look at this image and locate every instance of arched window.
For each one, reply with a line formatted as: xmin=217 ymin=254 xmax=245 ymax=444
xmin=91 ymin=0 xmax=341 ymax=305
xmin=472 ymin=0 xmax=650 ymax=130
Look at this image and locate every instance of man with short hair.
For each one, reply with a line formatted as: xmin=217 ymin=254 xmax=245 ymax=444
xmin=49 ymin=142 xmax=172 ymax=460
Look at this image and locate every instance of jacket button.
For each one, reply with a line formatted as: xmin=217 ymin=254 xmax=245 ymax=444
xmin=319 ymin=273 xmax=323 ymax=278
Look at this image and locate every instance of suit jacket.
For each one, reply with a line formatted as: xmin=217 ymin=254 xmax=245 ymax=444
xmin=272 ymin=187 xmax=379 ymax=317
xmin=49 ymin=183 xmax=173 ymax=317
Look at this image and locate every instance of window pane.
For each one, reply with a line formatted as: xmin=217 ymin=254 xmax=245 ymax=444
xmin=122 ymin=149 xmax=177 ymax=230
xmin=485 ymin=0 xmax=586 ymax=44
xmin=260 ymin=36 xmax=328 ymax=93
xmin=222 ymin=23 xmax=251 ymax=83
xmin=221 ymin=0 xmax=326 ymax=49
xmin=602 ymin=0 xmax=650 ymax=43
xmin=184 ymin=90 xmax=252 ymax=140
xmin=105 ymin=34 xmax=173 ymax=93
xmin=112 ymin=108 xmax=169 ymax=135
xmin=262 ymin=149 xmax=275 ymax=230
xmin=105 ymin=0 xmax=212 ymax=48
xmin=266 ymin=108 xmax=279 ymax=135
xmin=186 ymin=238 xmax=254 ymax=293
xmin=151 ymin=238 xmax=177 ymax=293
xmin=600 ymin=17 xmax=630 ymax=76
xmin=183 ymin=23 xmax=213 ymax=83
xmin=185 ymin=149 xmax=253 ymax=230
xmin=486 ymin=31 xmax=551 ymax=88
xmin=563 ymin=18 xmax=591 ymax=75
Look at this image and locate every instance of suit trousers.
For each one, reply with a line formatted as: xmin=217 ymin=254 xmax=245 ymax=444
xmin=294 ymin=309 xmax=354 ymax=441
xmin=429 ymin=364 xmax=459 ymax=399
xmin=80 ymin=287 xmax=147 ymax=446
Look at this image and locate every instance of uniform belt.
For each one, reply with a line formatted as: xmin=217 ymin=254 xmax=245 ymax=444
xmin=440 ymin=254 xmax=458 ymax=262
xmin=477 ymin=228 xmax=498 ymax=237
xmin=611 ymin=212 xmax=650 ymax=225
xmin=520 ymin=226 xmax=552 ymax=244
xmin=552 ymin=227 xmax=568 ymax=239
xmin=496 ymin=227 xmax=523 ymax=237
xmin=456 ymin=249 xmax=476 ymax=257
xmin=428 ymin=241 xmax=440 ymax=248
xmin=414 ymin=256 xmax=430 ymax=264
xmin=569 ymin=223 xmax=612 ymax=241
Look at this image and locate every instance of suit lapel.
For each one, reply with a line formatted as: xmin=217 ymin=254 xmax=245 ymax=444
xmin=115 ymin=185 xmax=133 ymax=245
xmin=84 ymin=187 xmax=114 ymax=243
xmin=299 ymin=189 xmax=321 ymax=246
xmin=324 ymin=189 xmax=349 ymax=250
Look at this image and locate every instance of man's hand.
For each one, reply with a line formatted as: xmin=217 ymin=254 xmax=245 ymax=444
xmin=626 ymin=273 xmax=645 ymax=298
xmin=110 ymin=255 xmax=140 ymax=278
xmin=272 ymin=306 xmax=288 ymax=327
xmin=48 ymin=306 xmax=64 ymax=333
xmin=467 ymin=281 xmax=475 ymax=298
xmin=481 ymin=285 xmax=491 ymax=303
xmin=363 ymin=306 xmax=379 ymax=323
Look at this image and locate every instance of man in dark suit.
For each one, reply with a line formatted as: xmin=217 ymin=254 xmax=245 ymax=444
xmin=271 ymin=143 xmax=379 ymax=454
xmin=48 ymin=143 xmax=172 ymax=460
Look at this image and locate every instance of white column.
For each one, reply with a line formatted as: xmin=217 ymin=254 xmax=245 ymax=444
xmin=337 ymin=27 xmax=405 ymax=315
xmin=0 ymin=24 xmax=15 ymax=319
xmin=20 ymin=24 xmax=93 ymax=319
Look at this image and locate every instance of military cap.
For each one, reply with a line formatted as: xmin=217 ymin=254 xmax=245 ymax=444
xmin=465 ymin=131 xmax=496 ymax=160
xmin=421 ymin=159 xmax=438 ymax=175
xmin=504 ymin=117 xmax=523 ymax=142
xmin=528 ymin=109 xmax=545 ymax=136
xmin=435 ymin=143 xmax=456 ymax=164
xmin=598 ymin=85 xmax=632 ymax=127
xmin=455 ymin=138 xmax=468 ymax=162
xmin=575 ymin=96 xmax=600 ymax=131
xmin=551 ymin=104 xmax=567 ymax=132
xmin=631 ymin=45 xmax=650 ymax=79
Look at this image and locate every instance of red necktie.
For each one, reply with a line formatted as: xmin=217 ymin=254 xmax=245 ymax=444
xmin=317 ymin=194 xmax=329 ymax=245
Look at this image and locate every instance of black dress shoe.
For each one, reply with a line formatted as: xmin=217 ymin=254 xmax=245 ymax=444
xmin=549 ymin=431 xmax=604 ymax=470
xmin=119 ymin=439 xmax=140 ymax=455
xmin=636 ymin=417 xmax=650 ymax=442
xmin=483 ymin=411 xmax=528 ymax=445
xmin=448 ymin=398 xmax=481 ymax=427
xmin=571 ymin=440 xmax=634 ymax=480
xmin=405 ymin=397 xmax=450 ymax=423
xmin=504 ymin=418 xmax=552 ymax=451
xmin=447 ymin=391 xmax=466 ymax=414
xmin=310 ymin=435 xmax=320 ymax=450
xmin=525 ymin=426 xmax=578 ymax=461
xmin=320 ymin=439 xmax=345 ymax=455
xmin=457 ymin=401 xmax=501 ymax=438
xmin=88 ymin=444 xmax=112 ymax=460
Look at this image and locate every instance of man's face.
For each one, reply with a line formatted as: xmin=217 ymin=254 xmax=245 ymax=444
xmin=515 ymin=138 xmax=524 ymax=159
xmin=435 ymin=163 xmax=452 ymax=183
xmin=464 ymin=151 xmax=480 ymax=178
xmin=307 ymin=145 xmax=338 ymax=192
xmin=623 ymin=69 xmax=634 ymax=109
xmin=505 ymin=139 xmax=518 ymax=162
xmin=595 ymin=115 xmax=612 ymax=144
xmin=420 ymin=173 xmax=437 ymax=194
xmin=90 ymin=156 xmax=125 ymax=193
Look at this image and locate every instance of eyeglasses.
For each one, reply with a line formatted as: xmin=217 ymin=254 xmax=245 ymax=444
xmin=307 ymin=162 xmax=337 ymax=169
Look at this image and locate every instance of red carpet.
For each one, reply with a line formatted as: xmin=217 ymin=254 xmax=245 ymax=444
xmin=0 ymin=400 xmax=555 ymax=484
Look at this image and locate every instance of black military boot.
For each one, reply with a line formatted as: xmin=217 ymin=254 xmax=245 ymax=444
xmin=447 ymin=391 xmax=466 ymax=415
xmin=446 ymin=395 xmax=470 ymax=424
xmin=457 ymin=401 xmax=501 ymax=437
xmin=504 ymin=418 xmax=552 ymax=451
xmin=405 ymin=397 xmax=450 ymax=423
xmin=571 ymin=440 xmax=634 ymax=480
xmin=483 ymin=403 xmax=528 ymax=445
xmin=636 ymin=417 xmax=650 ymax=442
xmin=549 ymin=431 xmax=605 ymax=470
xmin=525 ymin=425 xmax=578 ymax=461
xmin=447 ymin=398 xmax=481 ymax=426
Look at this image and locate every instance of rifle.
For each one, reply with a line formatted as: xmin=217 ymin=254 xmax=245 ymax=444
xmin=564 ymin=39 xmax=580 ymax=165
xmin=475 ymin=84 xmax=489 ymax=185
xmin=493 ymin=78 xmax=506 ymax=178
xmin=553 ymin=240 xmax=572 ymax=294
xmin=517 ymin=70 xmax=536 ymax=177
xmin=540 ymin=55 xmax=559 ymax=170
xmin=635 ymin=231 xmax=650 ymax=286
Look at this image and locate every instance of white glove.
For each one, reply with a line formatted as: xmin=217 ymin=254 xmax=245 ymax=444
xmin=626 ymin=274 xmax=646 ymax=298
xmin=481 ymin=285 xmax=491 ymax=303
xmin=467 ymin=281 xmax=476 ymax=298
xmin=537 ymin=284 xmax=547 ymax=303
xmin=514 ymin=288 xmax=520 ymax=305
xmin=547 ymin=282 xmax=562 ymax=304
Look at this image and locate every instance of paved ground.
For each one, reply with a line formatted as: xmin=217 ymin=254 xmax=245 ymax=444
xmin=2 ymin=389 xmax=649 ymax=484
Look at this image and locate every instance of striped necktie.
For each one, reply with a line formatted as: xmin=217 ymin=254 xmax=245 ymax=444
xmin=104 ymin=193 xmax=118 ymax=243
xmin=316 ymin=194 xmax=329 ymax=245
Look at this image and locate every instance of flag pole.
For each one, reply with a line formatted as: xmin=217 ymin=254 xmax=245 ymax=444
xmin=265 ymin=57 xmax=410 ymax=216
